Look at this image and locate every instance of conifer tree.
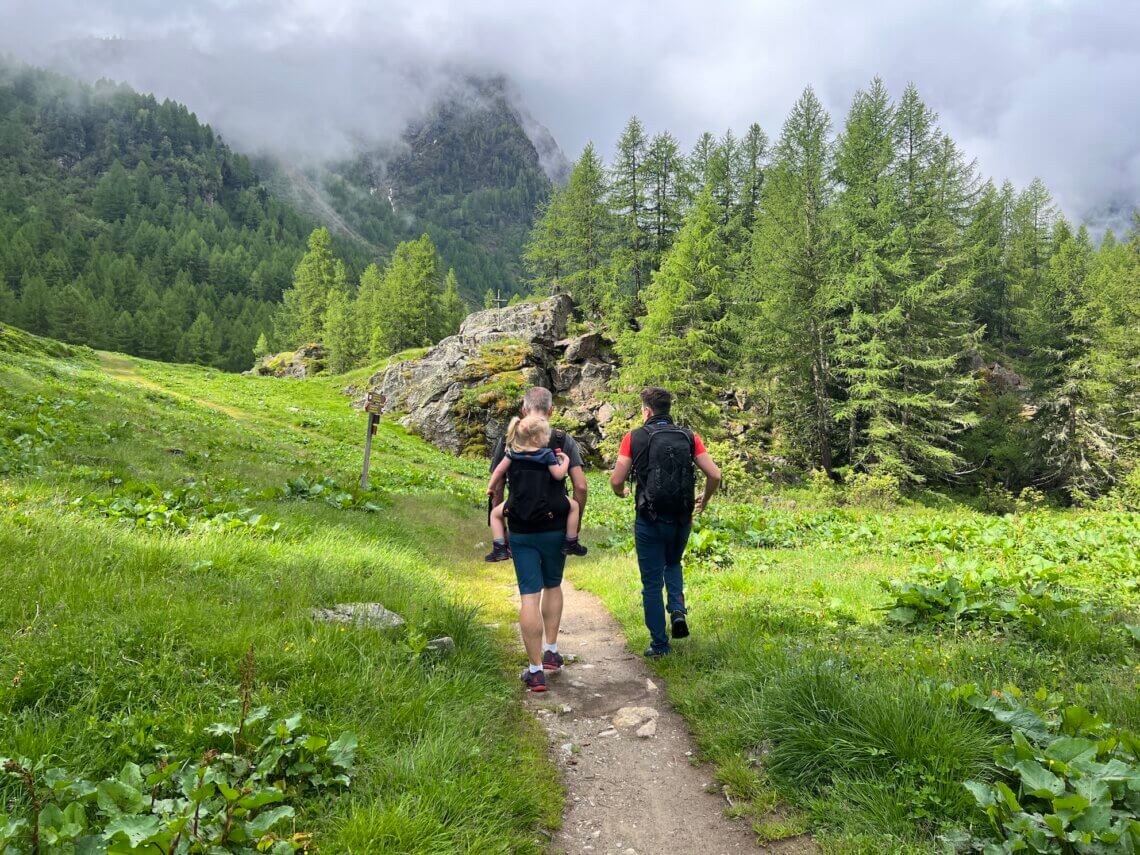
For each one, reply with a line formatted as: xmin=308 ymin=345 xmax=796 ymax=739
xmin=438 ymin=268 xmax=467 ymax=338
xmin=559 ymin=143 xmax=615 ymax=314
xmin=747 ymin=88 xmax=838 ymax=473
xmin=608 ymin=117 xmax=651 ymax=318
xmin=523 ymin=185 xmax=569 ymax=289
xmin=323 ymin=288 xmax=361 ymax=374
xmin=617 ymin=187 xmax=733 ymax=429
xmin=884 ymin=85 xmax=981 ymax=481
xmin=283 ymin=228 xmax=346 ymax=344
xmin=830 ymin=77 xmax=909 ymax=471
xmin=178 ymin=311 xmax=220 ymax=366
xmin=252 ymin=332 xmax=271 ymax=362
xmin=643 ymin=131 xmax=689 ymax=266
xmin=1023 ymin=221 xmax=1117 ymax=495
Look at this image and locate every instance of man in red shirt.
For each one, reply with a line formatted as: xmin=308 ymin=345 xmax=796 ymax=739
xmin=609 ymin=387 xmax=722 ymax=656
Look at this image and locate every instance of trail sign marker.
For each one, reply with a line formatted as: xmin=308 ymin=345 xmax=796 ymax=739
xmin=361 ymin=391 xmax=383 ymax=490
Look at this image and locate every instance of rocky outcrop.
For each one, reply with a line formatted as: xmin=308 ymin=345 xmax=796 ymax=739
xmin=250 ymin=344 xmax=327 ymax=379
xmin=365 ymin=295 xmax=617 ymax=457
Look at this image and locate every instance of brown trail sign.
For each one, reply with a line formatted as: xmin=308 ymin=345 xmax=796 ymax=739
xmin=361 ymin=391 xmax=383 ymax=490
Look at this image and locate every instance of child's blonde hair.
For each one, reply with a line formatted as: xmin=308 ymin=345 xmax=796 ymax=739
xmin=506 ymin=414 xmax=552 ymax=452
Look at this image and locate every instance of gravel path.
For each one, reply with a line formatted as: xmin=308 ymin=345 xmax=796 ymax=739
xmin=520 ymin=581 xmax=817 ymax=855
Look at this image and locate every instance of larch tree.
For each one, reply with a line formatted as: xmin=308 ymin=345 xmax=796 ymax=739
xmin=617 ymin=187 xmax=734 ymax=430
xmin=747 ymin=87 xmax=838 ymax=474
xmin=560 ymin=143 xmax=615 ymax=315
xmin=608 ymin=116 xmax=651 ymax=321
xmin=643 ymin=131 xmax=689 ymax=267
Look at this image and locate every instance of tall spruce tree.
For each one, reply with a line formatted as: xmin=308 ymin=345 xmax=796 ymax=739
xmin=747 ymin=87 xmax=838 ymax=473
xmin=323 ymin=288 xmax=362 ymax=374
xmin=280 ymin=228 xmax=346 ymax=344
xmin=883 ymin=85 xmax=981 ymax=482
xmin=438 ymin=268 xmax=467 ymax=338
xmin=643 ymin=131 xmax=689 ymax=267
xmin=829 ymin=77 xmax=910 ymax=472
xmin=1022 ymin=221 xmax=1117 ymax=495
xmin=559 ymin=143 xmax=615 ymax=314
xmin=523 ymin=184 xmax=570 ymax=289
xmin=608 ymin=117 xmax=651 ymax=320
xmin=617 ymin=187 xmax=733 ymax=429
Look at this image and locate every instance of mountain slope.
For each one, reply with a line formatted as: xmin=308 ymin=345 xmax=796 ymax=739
xmin=269 ymin=76 xmax=565 ymax=303
xmin=0 ymin=61 xmax=368 ymax=371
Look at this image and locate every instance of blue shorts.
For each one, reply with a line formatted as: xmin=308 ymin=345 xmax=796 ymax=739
xmin=509 ymin=530 xmax=566 ymax=595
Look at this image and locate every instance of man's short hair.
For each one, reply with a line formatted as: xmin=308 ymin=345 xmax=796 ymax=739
xmin=521 ymin=386 xmax=553 ymax=416
xmin=639 ymin=386 xmax=672 ymax=416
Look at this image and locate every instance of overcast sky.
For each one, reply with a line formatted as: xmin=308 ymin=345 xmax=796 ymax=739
xmin=2 ymin=0 xmax=1137 ymax=229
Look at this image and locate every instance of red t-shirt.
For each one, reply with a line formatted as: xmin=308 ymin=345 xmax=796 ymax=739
xmin=618 ymin=428 xmax=706 ymax=458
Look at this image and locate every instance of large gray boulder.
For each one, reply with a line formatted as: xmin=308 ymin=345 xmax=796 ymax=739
xmin=363 ymin=294 xmax=617 ymax=458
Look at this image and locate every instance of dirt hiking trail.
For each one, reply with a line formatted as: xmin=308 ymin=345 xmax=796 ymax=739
xmin=520 ymin=581 xmax=817 ymax=855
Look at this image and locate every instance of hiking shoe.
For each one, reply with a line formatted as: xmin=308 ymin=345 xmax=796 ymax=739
xmin=542 ymin=649 xmax=565 ymax=671
xmin=561 ymin=538 xmax=588 ymax=557
xmin=484 ymin=541 xmax=511 ymax=562
xmin=521 ymin=669 xmax=547 ymax=692
xmin=643 ymin=646 xmax=671 ymax=659
xmin=670 ymin=612 xmax=690 ymax=640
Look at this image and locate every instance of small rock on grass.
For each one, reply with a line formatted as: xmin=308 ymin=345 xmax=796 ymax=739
xmin=425 ymin=636 xmax=455 ymax=656
xmin=312 ymin=602 xmax=404 ymax=630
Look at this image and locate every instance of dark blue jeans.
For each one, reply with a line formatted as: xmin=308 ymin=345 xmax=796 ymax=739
xmin=633 ymin=514 xmax=691 ymax=653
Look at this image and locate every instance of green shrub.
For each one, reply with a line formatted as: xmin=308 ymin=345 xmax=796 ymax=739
xmin=846 ymin=472 xmax=902 ymax=508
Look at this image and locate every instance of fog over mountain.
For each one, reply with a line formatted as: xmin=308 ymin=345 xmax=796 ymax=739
xmin=2 ymin=0 xmax=1137 ymax=229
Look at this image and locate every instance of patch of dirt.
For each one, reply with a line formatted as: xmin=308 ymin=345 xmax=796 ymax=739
xmin=521 ymin=581 xmax=818 ymax=855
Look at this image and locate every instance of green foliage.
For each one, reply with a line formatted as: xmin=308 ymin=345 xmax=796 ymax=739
xmin=72 ymin=481 xmax=283 ymax=534
xmin=0 ymin=704 xmax=356 ymax=854
xmin=954 ymin=689 xmax=1140 ymax=853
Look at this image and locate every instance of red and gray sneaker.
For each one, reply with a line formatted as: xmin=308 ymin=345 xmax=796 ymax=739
xmin=484 ymin=541 xmax=511 ymax=562
xmin=542 ymin=649 xmax=565 ymax=671
xmin=521 ymin=668 xmax=547 ymax=692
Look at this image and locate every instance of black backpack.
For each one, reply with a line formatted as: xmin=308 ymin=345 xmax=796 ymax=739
xmin=633 ymin=423 xmax=696 ymax=519
xmin=501 ymin=430 xmax=570 ymax=528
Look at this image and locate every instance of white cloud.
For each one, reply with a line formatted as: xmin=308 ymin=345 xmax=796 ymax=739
xmin=0 ymin=0 xmax=1136 ymax=226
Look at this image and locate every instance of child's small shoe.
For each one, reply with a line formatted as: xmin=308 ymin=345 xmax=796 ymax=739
xmin=561 ymin=537 xmax=588 ymax=557
xmin=484 ymin=541 xmax=511 ymax=562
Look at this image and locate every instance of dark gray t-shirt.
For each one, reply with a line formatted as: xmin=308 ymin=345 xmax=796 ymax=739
xmin=490 ymin=430 xmax=584 ymax=473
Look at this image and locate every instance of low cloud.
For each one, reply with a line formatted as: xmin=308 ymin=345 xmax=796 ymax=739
xmin=2 ymin=0 xmax=1136 ymax=228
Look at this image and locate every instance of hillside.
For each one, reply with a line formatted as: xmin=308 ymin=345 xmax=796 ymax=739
xmin=2 ymin=321 xmax=1137 ymax=852
xmin=267 ymin=76 xmax=564 ymax=304
xmin=0 ymin=62 xmax=374 ymax=372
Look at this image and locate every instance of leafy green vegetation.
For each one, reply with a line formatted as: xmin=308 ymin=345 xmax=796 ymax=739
xmin=2 ymin=700 xmax=357 ymax=853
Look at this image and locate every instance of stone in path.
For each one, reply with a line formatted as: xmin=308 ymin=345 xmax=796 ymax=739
xmin=521 ymin=581 xmax=817 ymax=855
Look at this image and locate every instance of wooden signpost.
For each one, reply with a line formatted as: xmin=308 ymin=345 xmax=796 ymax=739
xmin=361 ymin=391 xmax=383 ymax=490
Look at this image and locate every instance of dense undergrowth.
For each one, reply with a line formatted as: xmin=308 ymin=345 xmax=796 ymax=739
xmin=0 ymin=324 xmax=557 ymax=853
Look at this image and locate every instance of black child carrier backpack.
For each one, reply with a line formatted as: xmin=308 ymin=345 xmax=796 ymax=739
xmin=503 ymin=430 xmax=571 ymax=529
xmin=636 ymin=423 xmax=696 ymax=519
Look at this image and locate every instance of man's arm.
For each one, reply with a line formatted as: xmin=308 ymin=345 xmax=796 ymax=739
xmin=694 ymin=452 xmax=721 ymax=514
xmin=610 ymin=455 xmax=632 ymax=498
xmin=569 ymin=465 xmax=587 ymax=534
xmin=489 ymin=436 xmax=507 ymax=506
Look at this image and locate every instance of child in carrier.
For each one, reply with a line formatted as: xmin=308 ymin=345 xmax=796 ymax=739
xmin=485 ymin=414 xmax=587 ymax=561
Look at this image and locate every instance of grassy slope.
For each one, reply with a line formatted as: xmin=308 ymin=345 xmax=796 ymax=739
xmin=3 ymin=323 xmax=1138 ymax=853
xmin=0 ymin=326 xmax=559 ymax=853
